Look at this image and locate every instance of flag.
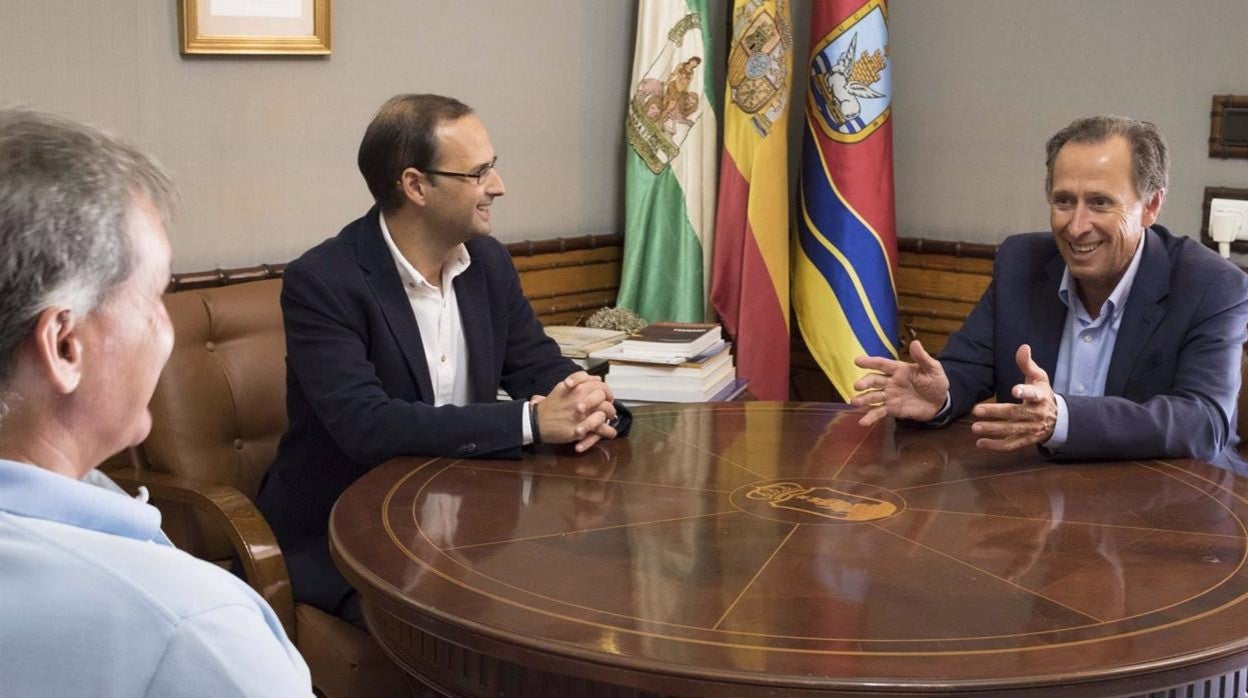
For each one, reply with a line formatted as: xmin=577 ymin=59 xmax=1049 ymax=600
xmin=795 ymin=0 xmax=898 ymax=400
xmin=711 ymin=0 xmax=794 ymax=401
xmin=618 ymin=0 xmax=718 ymax=324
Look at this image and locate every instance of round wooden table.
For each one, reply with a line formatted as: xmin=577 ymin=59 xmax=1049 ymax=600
xmin=329 ymin=403 xmax=1248 ymax=697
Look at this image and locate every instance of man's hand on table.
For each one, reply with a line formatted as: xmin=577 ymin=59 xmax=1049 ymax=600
xmin=969 ymin=344 xmax=1057 ymax=452
xmin=531 ymin=372 xmax=620 ymax=452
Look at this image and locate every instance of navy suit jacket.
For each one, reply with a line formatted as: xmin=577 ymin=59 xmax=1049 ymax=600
xmin=256 ymin=207 xmax=627 ymax=614
xmin=938 ymin=225 xmax=1248 ymax=471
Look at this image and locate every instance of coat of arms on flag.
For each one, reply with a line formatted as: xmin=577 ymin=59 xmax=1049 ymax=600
xmin=726 ymin=0 xmax=792 ymax=137
xmin=626 ymin=13 xmax=708 ymax=175
xmin=794 ymin=0 xmax=898 ymax=400
xmin=618 ymin=0 xmax=717 ymax=324
xmin=808 ymin=0 xmax=890 ymax=142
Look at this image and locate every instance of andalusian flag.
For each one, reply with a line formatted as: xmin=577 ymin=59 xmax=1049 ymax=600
xmin=795 ymin=0 xmax=898 ymax=399
xmin=711 ymin=0 xmax=794 ymax=401
xmin=618 ymin=0 xmax=718 ymax=323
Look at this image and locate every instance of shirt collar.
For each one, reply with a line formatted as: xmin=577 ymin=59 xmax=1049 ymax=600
xmin=0 ymin=459 xmax=165 ymax=543
xmin=378 ymin=211 xmax=471 ymax=291
xmin=1058 ymin=228 xmax=1147 ymax=321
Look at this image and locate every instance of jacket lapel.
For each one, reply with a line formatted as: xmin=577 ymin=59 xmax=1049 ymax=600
xmin=1028 ymin=253 xmax=1066 ymax=379
xmin=453 ymin=258 xmax=497 ymax=403
xmin=355 ymin=209 xmax=435 ymax=400
xmin=1105 ymin=228 xmax=1168 ymax=396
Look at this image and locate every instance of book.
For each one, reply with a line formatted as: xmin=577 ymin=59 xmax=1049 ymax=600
xmin=590 ymin=323 xmax=724 ymax=365
xmin=543 ymin=325 xmax=628 ymax=358
xmin=608 ymin=344 xmax=732 ymax=379
xmin=617 ymin=377 xmax=750 ymax=406
xmin=607 ymin=344 xmax=737 ymax=402
xmin=608 ymin=360 xmax=735 ymax=393
xmin=619 ymin=322 xmax=721 ymax=355
xmin=611 ymin=371 xmax=736 ymax=403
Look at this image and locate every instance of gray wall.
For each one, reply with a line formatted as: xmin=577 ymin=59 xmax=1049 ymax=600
xmin=2 ymin=1 xmax=1247 ymax=270
xmin=890 ymin=0 xmax=1248 ymax=244
xmin=0 ymin=2 xmax=636 ymax=271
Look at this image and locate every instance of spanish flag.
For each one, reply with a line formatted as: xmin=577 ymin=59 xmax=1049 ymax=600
xmin=710 ymin=0 xmax=794 ymax=401
xmin=795 ymin=0 xmax=898 ymax=400
xmin=618 ymin=0 xmax=718 ymax=323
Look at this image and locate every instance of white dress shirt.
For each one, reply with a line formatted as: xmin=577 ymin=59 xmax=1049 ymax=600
xmin=379 ymin=213 xmax=533 ymax=443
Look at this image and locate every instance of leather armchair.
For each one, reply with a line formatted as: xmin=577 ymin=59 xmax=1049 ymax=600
xmin=108 ymin=270 xmax=408 ymax=698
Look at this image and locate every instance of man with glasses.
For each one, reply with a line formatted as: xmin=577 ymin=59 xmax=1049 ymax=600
xmin=851 ymin=115 xmax=1248 ymax=472
xmin=256 ymin=94 xmax=628 ymax=628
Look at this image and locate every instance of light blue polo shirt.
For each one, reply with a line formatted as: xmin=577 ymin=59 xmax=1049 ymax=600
xmin=0 ymin=458 xmax=313 ymax=697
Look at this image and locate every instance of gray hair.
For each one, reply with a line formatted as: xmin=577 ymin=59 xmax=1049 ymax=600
xmin=1044 ymin=115 xmax=1169 ymax=199
xmin=0 ymin=108 xmax=176 ymax=391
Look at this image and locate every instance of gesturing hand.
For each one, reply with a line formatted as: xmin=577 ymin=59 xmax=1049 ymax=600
xmin=850 ymin=340 xmax=950 ymax=426
xmin=969 ymin=344 xmax=1057 ymax=452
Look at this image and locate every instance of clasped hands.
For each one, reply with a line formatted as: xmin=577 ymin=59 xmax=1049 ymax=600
xmin=530 ymin=371 xmax=620 ymax=452
xmin=850 ymin=340 xmax=1058 ymax=452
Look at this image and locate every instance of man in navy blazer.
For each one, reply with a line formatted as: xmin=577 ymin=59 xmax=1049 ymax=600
xmin=852 ymin=116 xmax=1248 ymax=472
xmin=256 ymin=94 xmax=629 ymax=624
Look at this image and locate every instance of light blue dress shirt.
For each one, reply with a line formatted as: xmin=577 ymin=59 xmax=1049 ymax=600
xmin=1046 ymin=232 xmax=1147 ymax=450
xmin=0 ymin=458 xmax=313 ymax=697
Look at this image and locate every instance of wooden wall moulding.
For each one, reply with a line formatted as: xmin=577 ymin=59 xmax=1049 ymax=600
xmin=1200 ymin=186 xmax=1248 ymax=255
xmin=1210 ymin=95 xmax=1248 ymax=159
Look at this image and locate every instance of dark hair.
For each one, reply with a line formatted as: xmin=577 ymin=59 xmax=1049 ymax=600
xmin=0 ymin=108 xmax=175 ymax=393
xmin=357 ymin=94 xmax=474 ymax=212
xmin=1044 ymin=115 xmax=1168 ymax=199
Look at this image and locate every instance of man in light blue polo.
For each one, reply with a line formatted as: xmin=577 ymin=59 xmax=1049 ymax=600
xmin=0 ymin=109 xmax=313 ymax=697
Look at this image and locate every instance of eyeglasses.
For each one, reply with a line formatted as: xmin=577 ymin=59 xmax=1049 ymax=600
xmin=424 ymin=156 xmax=498 ymax=185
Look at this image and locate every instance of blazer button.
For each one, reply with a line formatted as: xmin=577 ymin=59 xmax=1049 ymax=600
xmin=464 ymin=443 xmax=477 ymax=455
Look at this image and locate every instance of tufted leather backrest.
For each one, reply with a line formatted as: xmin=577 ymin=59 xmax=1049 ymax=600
xmin=141 ymin=278 xmax=287 ymax=560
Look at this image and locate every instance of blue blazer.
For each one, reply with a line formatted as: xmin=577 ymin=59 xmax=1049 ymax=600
xmin=256 ymin=207 xmax=626 ymax=614
xmin=939 ymin=226 xmax=1248 ymax=471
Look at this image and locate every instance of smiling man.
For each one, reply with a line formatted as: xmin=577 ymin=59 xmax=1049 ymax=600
xmin=851 ymin=115 xmax=1248 ymax=472
xmin=256 ymin=94 xmax=629 ymax=628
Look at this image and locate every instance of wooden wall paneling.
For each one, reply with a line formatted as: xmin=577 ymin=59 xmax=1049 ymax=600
xmin=152 ymin=234 xmax=999 ymax=400
xmin=510 ymin=239 xmax=623 ymax=326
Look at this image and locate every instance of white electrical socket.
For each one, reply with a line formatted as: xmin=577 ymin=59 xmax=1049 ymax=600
xmin=1209 ymin=197 xmax=1248 ymax=258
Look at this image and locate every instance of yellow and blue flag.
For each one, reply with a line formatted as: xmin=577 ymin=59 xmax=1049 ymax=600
xmin=795 ymin=0 xmax=898 ymax=399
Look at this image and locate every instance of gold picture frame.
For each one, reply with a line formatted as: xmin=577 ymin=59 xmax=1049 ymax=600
xmin=178 ymin=0 xmax=331 ymax=56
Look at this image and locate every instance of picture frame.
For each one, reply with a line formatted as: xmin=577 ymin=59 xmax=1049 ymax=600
xmin=178 ymin=0 xmax=331 ymax=56
xmin=1209 ymin=95 xmax=1248 ymax=159
xmin=1199 ymin=185 xmax=1248 ymax=254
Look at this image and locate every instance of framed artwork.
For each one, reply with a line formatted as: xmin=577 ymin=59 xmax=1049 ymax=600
xmin=1210 ymin=95 xmax=1248 ymax=159
xmin=178 ymin=0 xmax=331 ymax=55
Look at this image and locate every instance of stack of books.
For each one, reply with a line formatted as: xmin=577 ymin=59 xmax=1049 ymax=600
xmin=591 ymin=323 xmax=744 ymax=403
xmin=542 ymin=325 xmax=628 ymax=371
xmin=590 ymin=322 xmax=725 ymax=364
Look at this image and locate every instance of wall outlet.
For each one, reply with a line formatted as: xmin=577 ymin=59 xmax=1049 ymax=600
xmin=1210 ymin=197 xmax=1248 ymax=258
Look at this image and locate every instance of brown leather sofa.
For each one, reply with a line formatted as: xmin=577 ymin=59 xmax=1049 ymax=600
xmin=109 ymin=267 xmax=409 ymax=698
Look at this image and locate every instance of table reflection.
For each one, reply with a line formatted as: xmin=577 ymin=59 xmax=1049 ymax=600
xmin=333 ymin=404 xmax=1248 ymax=697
